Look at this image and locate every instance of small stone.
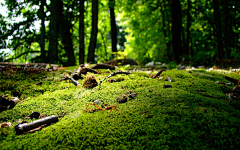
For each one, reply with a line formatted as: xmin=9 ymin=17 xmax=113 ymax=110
xmin=94 ymin=100 xmax=101 ymax=104
xmin=163 ymin=85 xmax=172 ymax=88
xmin=118 ymin=97 xmax=127 ymax=103
xmin=28 ymin=112 xmax=40 ymax=119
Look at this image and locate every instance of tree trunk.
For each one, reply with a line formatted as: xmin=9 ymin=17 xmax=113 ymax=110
xmin=213 ymin=0 xmax=224 ymax=59
xmin=87 ymin=0 xmax=98 ymax=63
xmin=99 ymin=30 xmax=108 ymax=61
xmin=79 ymin=0 xmax=85 ymax=64
xmin=40 ymin=0 xmax=46 ymax=63
xmin=186 ymin=0 xmax=191 ymax=57
xmin=60 ymin=22 xmax=76 ymax=66
xmin=160 ymin=0 xmax=171 ymax=61
xmin=109 ymin=0 xmax=117 ymax=53
xmin=58 ymin=1 xmax=76 ymax=66
xmin=223 ymin=0 xmax=230 ymax=59
xmin=48 ymin=0 xmax=60 ymax=64
xmin=170 ymin=0 xmax=183 ymax=62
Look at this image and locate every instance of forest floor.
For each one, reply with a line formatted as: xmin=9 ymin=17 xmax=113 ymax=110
xmin=0 ymin=64 xmax=240 ymax=149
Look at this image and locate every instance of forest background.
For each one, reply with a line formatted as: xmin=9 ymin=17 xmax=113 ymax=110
xmin=0 ymin=0 xmax=239 ymax=66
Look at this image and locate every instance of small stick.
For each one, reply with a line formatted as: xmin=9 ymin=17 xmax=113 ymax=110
xmin=15 ymin=115 xmax=58 ymax=134
xmin=151 ymin=69 xmax=165 ymax=79
xmin=91 ymin=63 xmax=115 ymax=70
xmin=98 ymin=71 xmax=131 ymax=86
xmin=72 ymin=66 xmax=83 ymax=80
xmin=72 ymin=67 xmax=98 ymax=80
xmin=60 ymin=73 xmax=81 ymax=87
xmin=224 ymin=76 xmax=239 ymax=85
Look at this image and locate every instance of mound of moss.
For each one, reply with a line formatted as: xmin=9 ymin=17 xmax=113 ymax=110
xmin=0 ymin=66 xmax=240 ymax=149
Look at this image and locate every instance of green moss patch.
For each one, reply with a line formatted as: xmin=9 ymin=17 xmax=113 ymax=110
xmin=0 ymin=67 xmax=240 ymax=149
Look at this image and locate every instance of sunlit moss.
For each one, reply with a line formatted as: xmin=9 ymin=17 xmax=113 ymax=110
xmin=0 ymin=67 xmax=240 ymax=149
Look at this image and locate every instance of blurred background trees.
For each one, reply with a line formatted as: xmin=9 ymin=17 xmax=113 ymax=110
xmin=0 ymin=0 xmax=239 ymax=66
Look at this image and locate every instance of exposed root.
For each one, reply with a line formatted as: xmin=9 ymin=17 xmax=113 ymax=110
xmin=86 ymin=103 xmax=119 ymax=113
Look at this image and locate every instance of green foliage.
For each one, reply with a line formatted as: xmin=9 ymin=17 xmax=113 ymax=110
xmin=1 ymin=0 xmax=239 ymax=65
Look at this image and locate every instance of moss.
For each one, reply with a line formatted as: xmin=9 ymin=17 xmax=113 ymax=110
xmin=0 ymin=67 xmax=240 ymax=149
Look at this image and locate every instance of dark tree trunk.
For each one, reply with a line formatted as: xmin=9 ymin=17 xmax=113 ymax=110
xmin=234 ymin=0 xmax=239 ymax=59
xmin=160 ymin=0 xmax=171 ymax=62
xmin=170 ymin=0 xmax=183 ymax=62
xmin=109 ymin=0 xmax=117 ymax=53
xmin=40 ymin=0 xmax=46 ymax=63
xmin=223 ymin=0 xmax=230 ymax=59
xmin=58 ymin=1 xmax=76 ymax=66
xmin=87 ymin=0 xmax=98 ymax=63
xmin=189 ymin=35 xmax=193 ymax=57
xmin=186 ymin=0 xmax=191 ymax=57
xmin=213 ymin=0 xmax=224 ymax=59
xmin=79 ymin=0 xmax=85 ymax=64
xmin=60 ymin=22 xmax=76 ymax=66
xmin=48 ymin=0 xmax=60 ymax=64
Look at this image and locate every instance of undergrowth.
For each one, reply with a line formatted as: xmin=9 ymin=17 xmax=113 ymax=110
xmin=0 ymin=66 xmax=240 ymax=149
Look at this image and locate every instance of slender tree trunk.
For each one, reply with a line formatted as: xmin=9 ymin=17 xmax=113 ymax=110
xmin=109 ymin=0 xmax=117 ymax=53
xmin=213 ymin=0 xmax=224 ymax=59
xmin=87 ymin=0 xmax=98 ymax=63
xmin=160 ymin=0 xmax=171 ymax=61
xmin=186 ymin=0 xmax=191 ymax=57
xmin=170 ymin=0 xmax=183 ymax=62
xmin=99 ymin=30 xmax=108 ymax=61
xmin=40 ymin=0 xmax=46 ymax=63
xmin=189 ymin=35 xmax=193 ymax=57
xmin=48 ymin=0 xmax=59 ymax=64
xmin=223 ymin=0 xmax=230 ymax=59
xmin=79 ymin=0 xmax=85 ymax=64
xmin=234 ymin=0 xmax=239 ymax=59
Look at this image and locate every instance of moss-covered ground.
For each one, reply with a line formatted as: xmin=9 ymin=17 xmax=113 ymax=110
xmin=0 ymin=65 xmax=240 ymax=149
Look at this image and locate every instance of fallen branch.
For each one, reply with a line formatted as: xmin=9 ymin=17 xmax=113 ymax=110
xmin=0 ymin=96 xmax=20 ymax=111
xmin=0 ymin=62 xmax=58 ymax=68
xmin=15 ymin=115 xmax=58 ymax=135
xmin=72 ymin=66 xmax=83 ymax=80
xmin=151 ymin=69 xmax=165 ymax=79
xmin=91 ymin=63 xmax=115 ymax=70
xmin=72 ymin=67 xmax=98 ymax=80
xmin=60 ymin=73 xmax=81 ymax=87
xmin=98 ymin=71 xmax=132 ymax=86
xmin=105 ymin=58 xmax=138 ymax=66
xmin=224 ymin=76 xmax=240 ymax=85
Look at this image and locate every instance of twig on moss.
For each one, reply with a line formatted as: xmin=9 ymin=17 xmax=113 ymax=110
xmin=224 ymin=76 xmax=240 ymax=85
xmin=151 ymin=69 xmax=165 ymax=79
xmin=15 ymin=115 xmax=58 ymax=135
xmin=91 ymin=63 xmax=115 ymax=70
xmin=60 ymin=73 xmax=81 ymax=87
xmin=72 ymin=66 xmax=98 ymax=80
xmin=98 ymin=71 xmax=131 ymax=86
